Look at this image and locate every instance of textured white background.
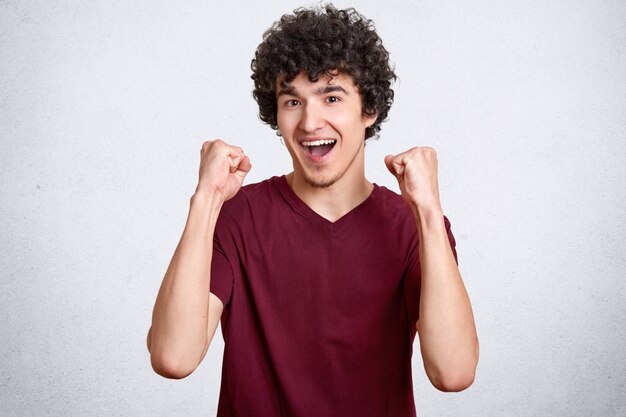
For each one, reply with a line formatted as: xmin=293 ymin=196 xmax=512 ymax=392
xmin=1 ymin=0 xmax=625 ymax=416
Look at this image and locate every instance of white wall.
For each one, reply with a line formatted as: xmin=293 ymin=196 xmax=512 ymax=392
xmin=1 ymin=0 xmax=625 ymax=416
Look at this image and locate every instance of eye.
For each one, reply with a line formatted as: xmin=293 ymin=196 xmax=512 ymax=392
xmin=285 ymin=99 xmax=300 ymax=107
xmin=326 ymin=96 xmax=341 ymax=103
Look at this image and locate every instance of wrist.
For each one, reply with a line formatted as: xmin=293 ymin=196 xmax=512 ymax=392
xmin=184 ymin=189 xmax=224 ymax=241
xmin=191 ymin=188 xmax=224 ymax=214
xmin=412 ymin=204 xmax=444 ymax=232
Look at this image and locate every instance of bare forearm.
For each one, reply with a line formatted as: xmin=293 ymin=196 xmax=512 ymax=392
xmin=416 ymin=209 xmax=478 ymax=391
xmin=148 ymin=190 xmax=222 ymax=377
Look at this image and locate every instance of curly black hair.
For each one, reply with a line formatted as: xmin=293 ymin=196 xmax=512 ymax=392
xmin=251 ymin=4 xmax=396 ymax=141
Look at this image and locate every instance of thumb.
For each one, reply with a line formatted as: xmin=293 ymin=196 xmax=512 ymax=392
xmin=384 ymin=155 xmax=404 ymax=176
xmin=234 ymin=155 xmax=252 ymax=181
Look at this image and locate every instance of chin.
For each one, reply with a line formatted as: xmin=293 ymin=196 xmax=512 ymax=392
xmin=302 ymin=170 xmax=341 ymax=189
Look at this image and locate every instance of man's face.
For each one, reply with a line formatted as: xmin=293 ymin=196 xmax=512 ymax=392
xmin=275 ymin=71 xmax=377 ymax=188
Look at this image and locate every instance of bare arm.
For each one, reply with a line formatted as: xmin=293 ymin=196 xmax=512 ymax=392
xmin=413 ymin=208 xmax=478 ymax=391
xmin=385 ymin=148 xmax=478 ymax=392
xmin=147 ymin=140 xmax=251 ymax=379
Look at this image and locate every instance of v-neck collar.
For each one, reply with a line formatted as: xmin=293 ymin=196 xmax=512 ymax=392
xmin=273 ymin=175 xmax=380 ymax=234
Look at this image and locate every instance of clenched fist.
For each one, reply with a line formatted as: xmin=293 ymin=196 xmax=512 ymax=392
xmin=197 ymin=139 xmax=252 ymax=202
xmin=384 ymin=147 xmax=442 ymax=215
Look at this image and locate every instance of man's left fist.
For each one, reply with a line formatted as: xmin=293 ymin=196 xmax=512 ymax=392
xmin=384 ymin=147 xmax=442 ymax=213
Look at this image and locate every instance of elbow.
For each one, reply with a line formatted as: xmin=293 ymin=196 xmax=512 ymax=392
xmin=430 ymin=368 xmax=476 ymax=392
xmin=147 ymin=329 xmax=199 ymax=379
xmin=426 ymin=347 xmax=479 ymax=392
xmin=150 ymin=354 xmax=196 ymax=380
xmin=428 ymin=338 xmax=480 ymax=392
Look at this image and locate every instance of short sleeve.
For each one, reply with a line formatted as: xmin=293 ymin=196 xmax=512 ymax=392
xmin=404 ymin=215 xmax=459 ymax=324
xmin=210 ymin=233 xmax=234 ymax=306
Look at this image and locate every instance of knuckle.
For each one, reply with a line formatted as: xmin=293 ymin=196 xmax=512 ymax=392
xmin=406 ymin=147 xmax=420 ymax=157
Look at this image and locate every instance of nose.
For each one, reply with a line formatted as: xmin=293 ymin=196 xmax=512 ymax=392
xmin=298 ymin=104 xmax=326 ymax=133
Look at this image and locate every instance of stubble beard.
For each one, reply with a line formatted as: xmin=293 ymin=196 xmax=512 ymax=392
xmin=302 ymin=169 xmax=342 ymax=188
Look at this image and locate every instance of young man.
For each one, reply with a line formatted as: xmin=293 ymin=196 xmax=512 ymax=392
xmin=148 ymin=5 xmax=478 ymax=416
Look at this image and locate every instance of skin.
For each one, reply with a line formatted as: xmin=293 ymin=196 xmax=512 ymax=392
xmin=148 ymin=71 xmax=479 ymax=391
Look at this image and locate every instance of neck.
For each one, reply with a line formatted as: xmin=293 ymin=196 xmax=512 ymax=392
xmin=286 ymin=171 xmax=373 ymax=223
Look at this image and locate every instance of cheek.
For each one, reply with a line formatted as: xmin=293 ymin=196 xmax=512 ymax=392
xmin=333 ymin=110 xmax=357 ymax=126
xmin=276 ymin=111 xmax=295 ymax=132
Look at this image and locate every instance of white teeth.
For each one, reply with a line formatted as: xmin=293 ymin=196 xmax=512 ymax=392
xmin=301 ymin=139 xmax=336 ymax=146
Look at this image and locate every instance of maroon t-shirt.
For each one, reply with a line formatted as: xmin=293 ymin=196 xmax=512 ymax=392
xmin=210 ymin=176 xmax=457 ymax=417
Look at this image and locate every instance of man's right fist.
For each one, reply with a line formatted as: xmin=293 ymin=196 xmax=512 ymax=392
xmin=196 ymin=139 xmax=252 ymax=202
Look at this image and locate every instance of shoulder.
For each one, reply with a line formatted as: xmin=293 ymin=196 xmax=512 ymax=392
xmin=372 ymin=185 xmax=454 ymax=228
xmin=369 ymin=185 xmax=455 ymax=242
xmin=225 ymin=176 xmax=280 ymax=205
xmin=371 ymin=184 xmax=415 ymax=223
xmin=374 ymin=185 xmax=406 ymax=207
xmin=217 ymin=176 xmax=283 ymax=223
xmin=239 ymin=176 xmax=280 ymax=197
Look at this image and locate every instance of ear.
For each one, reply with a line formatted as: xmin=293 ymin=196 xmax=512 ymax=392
xmin=363 ymin=111 xmax=378 ymax=128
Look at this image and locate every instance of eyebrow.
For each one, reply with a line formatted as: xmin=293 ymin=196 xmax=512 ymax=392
xmin=276 ymin=84 xmax=350 ymax=98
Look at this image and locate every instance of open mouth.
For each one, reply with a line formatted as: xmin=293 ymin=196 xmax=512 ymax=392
xmin=300 ymin=139 xmax=337 ymax=158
